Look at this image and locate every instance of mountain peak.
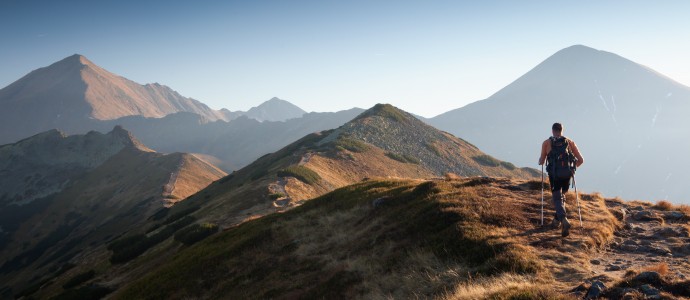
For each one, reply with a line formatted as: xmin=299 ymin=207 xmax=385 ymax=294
xmin=244 ymin=97 xmax=306 ymax=122
xmin=53 ymin=53 xmax=94 ymax=68
xmin=487 ymin=44 xmax=644 ymax=100
xmin=107 ymin=125 xmax=153 ymax=152
xmin=547 ymin=44 xmax=620 ymax=62
xmin=353 ymin=103 xmax=415 ymax=124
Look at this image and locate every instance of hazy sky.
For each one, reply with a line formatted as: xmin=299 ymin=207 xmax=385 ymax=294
xmin=1 ymin=0 xmax=689 ymax=117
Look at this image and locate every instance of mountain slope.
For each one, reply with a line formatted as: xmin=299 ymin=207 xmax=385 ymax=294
xmin=429 ymin=45 xmax=690 ymax=202
xmin=0 ymin=128 xmax=225 ymax=296
xmin=114 ymin=177 xmax=621 ymax=299
xmin=243 ymin=97 xmax=307 ymax=122
xmin=0 ymin=54 xmax=226 ymax=144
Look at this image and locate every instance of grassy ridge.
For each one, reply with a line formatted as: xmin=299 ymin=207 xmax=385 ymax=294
xmin=114 ymin=178 xmax=574 ymax=299
xmin=277 ymin=166 xmax=321 ymax=185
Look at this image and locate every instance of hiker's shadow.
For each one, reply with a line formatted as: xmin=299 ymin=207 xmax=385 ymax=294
xmin=517 ymin=226 xmax=551 ymax=236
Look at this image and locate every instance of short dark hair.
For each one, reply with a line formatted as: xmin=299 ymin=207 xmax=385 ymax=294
xmin=552 ymin=123 xmax=563 ymax=132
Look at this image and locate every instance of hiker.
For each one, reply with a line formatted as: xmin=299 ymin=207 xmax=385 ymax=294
xmin=538 ymin=123 xmax=584 ymax=237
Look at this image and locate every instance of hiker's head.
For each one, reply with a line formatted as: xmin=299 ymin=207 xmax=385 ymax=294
xmin=552 ymin=123 xmax=563 ymax=136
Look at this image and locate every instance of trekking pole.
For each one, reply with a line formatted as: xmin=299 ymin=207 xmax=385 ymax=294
xmin=540 ymin=164 xmax=544 ymax=226
xmin=571 ymin=171 xmax=583 ymax=228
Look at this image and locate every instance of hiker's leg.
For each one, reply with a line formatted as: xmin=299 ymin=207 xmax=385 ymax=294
xmin=561 ymin=178 xmax=570 ymax=214
xmin=551 ymin=180 xmax=566 ymax=221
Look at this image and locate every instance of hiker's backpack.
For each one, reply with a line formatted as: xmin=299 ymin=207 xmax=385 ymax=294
xmin=546 ymin=136 xmax=577 ymax=180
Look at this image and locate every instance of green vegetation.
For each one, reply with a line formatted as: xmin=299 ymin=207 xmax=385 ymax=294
xmin=277 ymin=165 xmax=321 ymax=185
xmin=162 ymin=205 xmax=200 ymax=225
xmin=174 ymin=223 xmax=219 ymax=246
xmin=472 ymin=154 xmax=502 ymax=167
xmin=499 ymin=161 xmax=517 ymax=170
xmin=108 ymin=216 xmax=196 ymax=264
xmin=385 ymin=152 xmax=420 ymax=164
xmin=355 ymin=103 xmax=409 ymax=123
xmin=62 ymin=270 xmax=95 ymax=289
xmin=425 ymin=142 xmax=442 ymax=156
xmin=334 ymin=137 xmax=369 ymax=153
xmin=269 ymin=192 xmax=286 ymax=200
xmin=471 ymin=155 xmax=517 ymax=170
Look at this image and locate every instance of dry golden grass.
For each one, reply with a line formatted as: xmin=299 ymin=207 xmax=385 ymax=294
xmin=641 ymin=263 xmax=670 ymax=276
xmin=653 ymin=200 xmax=675 ymax=211
xmin=442 ymin=273 xmax=577 ymax=300
xmin=678 ymin=205 xmax=690 ymax=215
xmin=444 ymin=172 xmax=461 ymax=180
xmin=167 ymin=153 xmax=226 ymax=204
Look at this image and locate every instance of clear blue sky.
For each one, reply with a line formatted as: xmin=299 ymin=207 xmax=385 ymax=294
xmin=1 ymin=0 xmax=689 ymax=117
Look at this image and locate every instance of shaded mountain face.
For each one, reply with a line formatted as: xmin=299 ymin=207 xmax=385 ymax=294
xmin=243 ymin=97 xmax=306 ymax=122
xmin=429 ymin=45 xmax=690 ymax=202
xmin=0 ymin=54 xmax=226 ymax=144
xmin=0 ymin=125 xmax=149 ymax=206
xmin=0 ymin=127 xmax=225 ymax=295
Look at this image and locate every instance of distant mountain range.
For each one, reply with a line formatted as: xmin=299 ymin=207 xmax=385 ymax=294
xmin=88 ymin=108 xmax=364 ymax=171
xmin=0 ymin=55 xmax=359 ymax=170
xmin=429 ymin=45 xmax=690 ymax=202
xmin=0 ymin=127 xmax=225 ymax=293
xmin=2 ymin=45 xmax=689 ymax=200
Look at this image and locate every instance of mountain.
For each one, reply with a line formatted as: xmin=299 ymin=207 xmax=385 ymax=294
xmin=243 ymin=97 xmax=307 ymax=122
xmin=0 ymin=104 xmax=541 ymax=298
xmin=0 ymin=127 xmax=225 ymax=295
xmin=0 ymin=54 xmax=228 ymax=144
xmin=0 ymin=126 xmax=149 ymax=206
xmin=131 ymin=103 xmax=538 ymax=229
xmin=429 ymin=45 xmax=690 ymax=202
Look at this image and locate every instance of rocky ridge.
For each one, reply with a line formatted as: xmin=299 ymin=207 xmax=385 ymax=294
xmin=573 ymin=200 xmax=690 ymax=299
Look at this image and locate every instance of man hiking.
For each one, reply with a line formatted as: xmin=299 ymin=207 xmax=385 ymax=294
xmin=538 ymin=123 xmax=584 ymax=237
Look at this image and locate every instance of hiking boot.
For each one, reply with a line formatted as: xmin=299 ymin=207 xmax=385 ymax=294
xmin=561 ymin=217 xmax=572 ymax=237
xmin=550 ymin=217 xmax=561 ymax=229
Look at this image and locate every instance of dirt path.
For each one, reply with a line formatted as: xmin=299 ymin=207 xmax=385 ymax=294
xmin=589 ymin=202 xmax=690 ymax=280
xmin=523 ymin=192 xmax=690 ymax=298
xmin=299 ymin=152 xmax=313 ymax=165
xmin=268 ymin=178 xmax=291 ymax=208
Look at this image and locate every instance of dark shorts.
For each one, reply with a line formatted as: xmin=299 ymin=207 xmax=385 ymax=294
xmin=549 ymin=176 xmax=570 ymax=193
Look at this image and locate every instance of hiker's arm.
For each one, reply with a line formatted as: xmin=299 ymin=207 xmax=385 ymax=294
xmin=571 ymin=141 xmax=584 ymax=167
xmin=538 ymin=140 xmax=548 ymax=165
